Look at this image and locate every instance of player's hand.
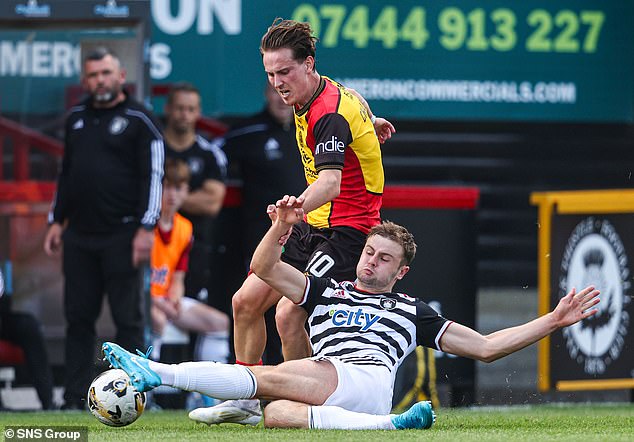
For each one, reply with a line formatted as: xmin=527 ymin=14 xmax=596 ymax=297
xmin=276 ymin=194 xmax=305 ymax=209
xmin=167 ymin=298 xmax=181 ymax=320
xmin=167 ymin=292 xmax=182 ymax=316
xmin=275 ymin=195 xmax=305 ymax=226
xmin=267 ymin=204 xmax=278 ymax=223
xmin=552 ymin=285 xmax=600 ymax=328
xmin=267 ymin=204 xmax=292 ymax=244
xmin=43 ymin=223 xmax=64 ymax=257
xmin=132 ymin=228 xmax=154 ymax=267
xmin=154 ymin=297 xmax=179 ymax=320
xmin=374 ymin=117 xmax=396 ymax=144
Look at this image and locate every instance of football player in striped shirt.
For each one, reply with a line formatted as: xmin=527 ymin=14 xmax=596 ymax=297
xmin=102 ymin=198 xmax=600 ymax=430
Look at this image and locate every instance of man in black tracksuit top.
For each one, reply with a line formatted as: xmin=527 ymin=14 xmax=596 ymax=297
xmin=163 ymin=83 xmax=227 ymax=305
xmin=44 ymin=47 xmax=164 ymax=409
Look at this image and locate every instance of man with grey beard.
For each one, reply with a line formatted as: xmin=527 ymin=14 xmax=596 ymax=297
xmin=44 ymin=46 xmax=164 ymax=410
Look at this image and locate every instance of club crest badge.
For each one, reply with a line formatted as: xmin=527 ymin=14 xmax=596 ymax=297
xmin=379 ymin=296 xmax=397 ymax=311
xmin=559 ymin=217 xmax=631 ymax=375
xmin=188 ymin=158 xmax=203 ymax=175
xmin=109 ymin=116 xmax=129 ymax=135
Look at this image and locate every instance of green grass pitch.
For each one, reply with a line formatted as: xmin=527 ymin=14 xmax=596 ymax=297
xmin=1 ymin=404 xmax=632 ymax=441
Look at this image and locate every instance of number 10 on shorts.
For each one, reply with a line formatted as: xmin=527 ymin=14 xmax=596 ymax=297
xmin=307 ymin=251 xmax=336 ymax=277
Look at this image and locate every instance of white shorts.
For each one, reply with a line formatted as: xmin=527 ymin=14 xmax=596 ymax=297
xmin=312 ymin=356 xmax=394 ymax=415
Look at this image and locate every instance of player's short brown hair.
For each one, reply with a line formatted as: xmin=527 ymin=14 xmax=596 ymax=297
xmin=367 ymin=221 xmax=417 ymax=266
xmin=163 ymin=158 xmax=190 ymax=187
xmin=260 ymin=18 xmax=318 ymax=63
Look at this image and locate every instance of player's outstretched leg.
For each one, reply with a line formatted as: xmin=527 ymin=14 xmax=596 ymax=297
xmin=189 ymin=399 xmax=262 ymax=426
xmin=391 ymin=401 xmax=436 ymax=430
xmin=102 ymin=342 xmax=161 ymax=393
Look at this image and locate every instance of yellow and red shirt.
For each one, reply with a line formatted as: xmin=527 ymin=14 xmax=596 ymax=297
xmin=294 ymin=76 xmax=383 ymax=234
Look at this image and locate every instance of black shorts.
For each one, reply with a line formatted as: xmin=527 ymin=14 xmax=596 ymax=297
xmin=281 ymin=222 xmax=366 ymax=282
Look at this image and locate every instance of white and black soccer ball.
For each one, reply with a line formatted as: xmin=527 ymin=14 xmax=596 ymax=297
xmin=87 ymin=369 xmax=146 ymax=427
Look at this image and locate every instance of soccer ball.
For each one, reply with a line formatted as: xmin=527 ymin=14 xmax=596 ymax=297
xmin=87 ymin=369 xmax=146 ymax=427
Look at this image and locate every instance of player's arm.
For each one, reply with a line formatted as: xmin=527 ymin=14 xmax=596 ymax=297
xmin=298 ymin=169 xmax=341 ymax=214
xmin=133 ymin=114 xmax=163 ymax=266
xmin=167 ymin=270 xmax=186 ymax=306
xmin=153 ymin=270 xmax=185 ymax=320
xmin=180 ymin=178 xmax=226 ymax=217
xmin=439 ymin=286 xmax=600 ymax=363
xmin=45 ymin=117 xmax=74 ymax=256
xmin=251 ymin=196 xmax=308 ymax=303
xmin=135 ymin=113 xmax=163 ymax=231
xmin=346 ymin=87 xmax=395 ymax=144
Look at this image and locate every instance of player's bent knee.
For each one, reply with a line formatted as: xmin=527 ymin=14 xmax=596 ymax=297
xmin=232 ymin=287 xmax=275 ymax=318
xmin=262 ymin=401 xmax=283 ymax=428
xmin=275 ymin=300 xmax=307 ymax=337
xmin=263 ymin=400 xmax=306 ymax=429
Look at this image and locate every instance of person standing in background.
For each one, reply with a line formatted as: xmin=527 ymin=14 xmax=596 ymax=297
xmin=43 ymin=47 xmax=164 ymax=410
xmin=219 ymin=83 xmax=305 ymax=364
xmin=162 ymin=83 xmax=227 ymax=307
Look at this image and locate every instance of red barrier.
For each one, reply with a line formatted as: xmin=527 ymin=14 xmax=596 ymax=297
xmin=223 ymin=185 xmax=479 ymax=210
xmin=0 ymin=116 xmax=63 ymax=189
xmin=0 ymin=83 xmax=228 ymax=200
xmin=0 ymin=182 xmax=56 ymax=203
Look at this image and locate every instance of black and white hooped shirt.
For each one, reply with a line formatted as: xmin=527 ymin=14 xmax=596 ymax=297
xmin=298 ymin=275 xmax=452 ymax=375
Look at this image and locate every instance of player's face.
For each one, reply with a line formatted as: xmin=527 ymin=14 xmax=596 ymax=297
xmin=356 ymin=235 xmax=409 ymax=292
xmin=162 ymin=182 xmax=189 ymax=214
xmin=263 ymin=48 xmax=315 ymax=107
xmin=82 ymin=55 xmax=125 ymax=106
xmin=165 ymin=91 xmax=201 ymax=135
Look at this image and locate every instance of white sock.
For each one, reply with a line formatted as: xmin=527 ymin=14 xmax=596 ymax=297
xmin=195 ymin=331 xmax=229 ymax=363
xmin=309 ymin=405 xmax=396 ymax=430
xmin=147 ymin=360 xmax=257 ymax=400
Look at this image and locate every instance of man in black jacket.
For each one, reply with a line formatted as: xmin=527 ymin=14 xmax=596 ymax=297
xmin=44 ymin=47 xmax=164 ymax=410
xmin=163 ymin=83 xmax=227 ymax=304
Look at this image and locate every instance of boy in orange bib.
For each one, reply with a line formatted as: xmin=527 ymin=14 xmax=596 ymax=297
xmin=151 ymin=158 xmax=229 ymax=363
